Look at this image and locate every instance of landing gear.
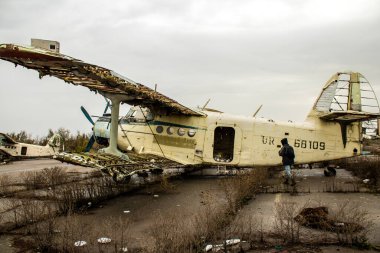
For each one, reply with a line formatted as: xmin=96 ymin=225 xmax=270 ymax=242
xmin=324 ymin=165 xmax=337 ymax=177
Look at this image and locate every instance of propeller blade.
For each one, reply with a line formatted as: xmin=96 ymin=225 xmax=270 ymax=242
xmin=103 ymin=99 xmax=111 ymax=114
xmin=81 ymin=106 xmax=95 ymax=125
xmin=84 ymin=135 xmax=96 ymax=152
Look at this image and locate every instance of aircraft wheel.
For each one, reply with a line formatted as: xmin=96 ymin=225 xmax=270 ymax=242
xmin=324 ymin=166 xmax=337 ymax=177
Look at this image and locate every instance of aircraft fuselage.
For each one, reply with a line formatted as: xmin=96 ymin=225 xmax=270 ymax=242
xmin=116 ymin=110 xmax=361 ymax=166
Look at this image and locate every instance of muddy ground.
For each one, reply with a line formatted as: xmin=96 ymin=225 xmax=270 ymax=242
xmin=0 ymin=160 xmax=379 ymax=252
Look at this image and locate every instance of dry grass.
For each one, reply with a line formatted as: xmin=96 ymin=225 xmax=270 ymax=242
xmin=146 ymin=168 xmax=269 ymax=252
xmin=21 ymin=167 xmax=68 ymax=190
xmin=219 ymin=168 xmax=268 ymax=214
xmin=336 ymin=156 xmax=380 ymax=191
xmin=273 ymin=201 xmax=302 ymax=244
xmin=330 ymin=200 xmax=373 ymax=246
xmin=0 ymin=174 xmax=15 ymax=196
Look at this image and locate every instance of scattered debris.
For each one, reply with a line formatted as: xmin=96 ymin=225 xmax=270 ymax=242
xmin=74 ymin=241 xmax=87 ymax=247
xmin=54 ymin=151 xmax=181 ymax=183
xmin=225 ymin=238 xmax=240 ymax=246
xmin=204 ymin=239 xmax=241 ymax=252
xmin=363 ymin=179 xmax=370 ymax=184
xmin=295 ymin=206 xmax=363 ymax=232
xmin=204 ymin=244 xmax=213 ymax=251
xmin=97 ymin=237 xmax=112 ymax=244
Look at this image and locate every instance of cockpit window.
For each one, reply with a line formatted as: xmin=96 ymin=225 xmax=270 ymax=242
xmin=122 ymin=106 xmax=153 ymax=123
xmin=97 ymin=116 xmax=111 ymax=123
xmin=0 ymin=136 xmax=11 ymax=146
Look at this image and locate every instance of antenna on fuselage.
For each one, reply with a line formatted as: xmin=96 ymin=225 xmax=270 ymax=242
xmin=253 ymin=104 xmax=263 ymax=118
xmin=201 ymin=98 xmax=211 ymax=110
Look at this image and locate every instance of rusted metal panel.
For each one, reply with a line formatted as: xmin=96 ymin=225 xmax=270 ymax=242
xmin=0 ymin=44 xmax=202 ymax=117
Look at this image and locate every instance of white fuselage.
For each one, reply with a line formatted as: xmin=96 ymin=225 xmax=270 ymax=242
xmin=116 ymin=110 xmax=361 ymax=166
xmin=0 ymin=142 xmax=58 ymax=159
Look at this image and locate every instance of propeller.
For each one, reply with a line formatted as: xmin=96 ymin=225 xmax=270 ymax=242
xmin=80 ymin=100 xmax=112 ymax=152
xmin=80 ymin=106 xmax=96 ymax=152
xmin=103 ymin=97 xmax=111 ymax=114
xmin=81 ymin=106 xmax=95 ymax=125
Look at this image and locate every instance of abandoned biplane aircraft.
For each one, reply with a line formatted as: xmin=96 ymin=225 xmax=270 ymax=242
xmin=0 ymin=132 xmax=61 ymax=163
xmin=0 ymin=39 xmax=379 ymax=170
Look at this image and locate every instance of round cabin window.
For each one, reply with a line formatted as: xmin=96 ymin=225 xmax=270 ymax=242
xmin=178 ymin=128 xmax=186 ymax=136
xmin=188 ymin=129 xmax=196 ymax=137
xmin=156 ymin=126 xmax=164 ymax=134
xmin=167 ymin=127 xmax=174 ymax=135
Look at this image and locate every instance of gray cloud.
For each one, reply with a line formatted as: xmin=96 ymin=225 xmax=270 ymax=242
xmin=1 ymin=0 xmax=380 ymax=136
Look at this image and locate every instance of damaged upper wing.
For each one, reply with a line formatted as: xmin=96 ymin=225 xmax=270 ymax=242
xmin=0 ymin=43 xmax=202 ymax=116
xmin=0 ymin=133 xmax=18 ymax=144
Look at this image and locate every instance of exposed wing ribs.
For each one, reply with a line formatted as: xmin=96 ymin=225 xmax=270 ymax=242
xmin=0 ymin=44 xmax=202 ymax=116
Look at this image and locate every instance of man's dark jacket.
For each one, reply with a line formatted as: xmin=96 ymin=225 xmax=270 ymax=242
xmin=278 ymin=138 xmax=295 ymax=165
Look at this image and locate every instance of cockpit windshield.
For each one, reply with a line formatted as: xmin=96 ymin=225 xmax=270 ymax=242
xmin=0 ymin=135 xmax=12 ymax=146
xmin=122 ymin=106 xmax=153 ymax=123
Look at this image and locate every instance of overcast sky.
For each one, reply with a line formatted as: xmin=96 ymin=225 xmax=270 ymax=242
xmin=1 ymin=0 xmax=380 ymax=137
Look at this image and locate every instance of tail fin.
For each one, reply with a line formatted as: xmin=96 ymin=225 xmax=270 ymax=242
xmin=307 ymin=72 xmax=380 ymax=149
xmin=307 ymin=72 xmax=380 ymax=123
xmin=47 ymin=134 xmax=62 ymax=148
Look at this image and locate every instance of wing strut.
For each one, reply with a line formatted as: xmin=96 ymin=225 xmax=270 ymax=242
xmin=99 ymin=93 xmax=129 ymax=160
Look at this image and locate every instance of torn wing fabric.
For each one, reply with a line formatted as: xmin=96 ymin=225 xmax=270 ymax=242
xmin=0 ymin=44 xmax=202 ymax=116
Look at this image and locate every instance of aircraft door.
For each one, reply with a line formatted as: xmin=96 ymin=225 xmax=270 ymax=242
xmin=203 ymin=124 xmax=242 ymax=165
xmin=21 ymin=146 xmax=27 ymax=155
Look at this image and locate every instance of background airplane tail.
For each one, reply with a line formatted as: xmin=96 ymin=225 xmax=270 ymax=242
xmin=47 ymin=134 xmax=62 ymax=149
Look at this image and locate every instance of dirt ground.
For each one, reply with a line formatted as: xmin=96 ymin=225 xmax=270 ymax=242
xmin=0 ymin=160 xmax=379 ymax=252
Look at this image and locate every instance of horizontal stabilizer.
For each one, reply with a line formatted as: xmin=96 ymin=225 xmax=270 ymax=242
xmin=319 ymin=111 xmax=380 ymax=122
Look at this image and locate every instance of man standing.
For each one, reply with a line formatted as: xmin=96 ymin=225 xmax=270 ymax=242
xmin=278 ymin=138 xmax=295 ymax=185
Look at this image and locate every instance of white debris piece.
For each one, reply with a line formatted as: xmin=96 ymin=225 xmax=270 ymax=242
xmin=225 ymin=239 xmax=241 ymax=245
xmin=121 ymin=246 xmax=128 ymax=252
xmin=123 ymin=210 xmax=131 ymax=214
xmin=74 ymin=241 xmax=87 ymax=247
xmin=97 ymin=237 xmax=112 ymax=244
xmin=204 ymin=244 xmax=213 ymax=251
xmin=334 ymin=222 xmax=345 ymax=227
xmin=363 ymin=179 xmax=370 ymax=184
xmin=153 ymin=194 xmax=159 ymax=198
